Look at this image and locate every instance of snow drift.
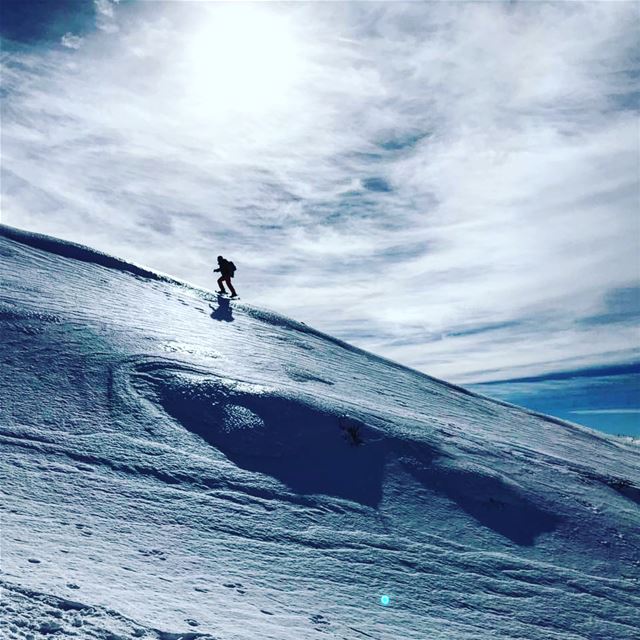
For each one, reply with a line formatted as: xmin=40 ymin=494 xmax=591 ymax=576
xmin=1 ymin=224 xmax=639 ymax=640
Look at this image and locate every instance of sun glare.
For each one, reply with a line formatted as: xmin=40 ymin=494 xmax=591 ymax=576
xmin=184 ymin=5 xmax=304 ymax=117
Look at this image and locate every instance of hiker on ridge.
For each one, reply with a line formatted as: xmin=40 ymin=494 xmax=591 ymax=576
xmin=214 ymin=255 xmax=238 ymax=298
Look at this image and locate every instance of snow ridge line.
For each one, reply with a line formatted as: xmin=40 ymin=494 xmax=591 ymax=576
xmin=0 ymin=223 xmax=184 ymax=287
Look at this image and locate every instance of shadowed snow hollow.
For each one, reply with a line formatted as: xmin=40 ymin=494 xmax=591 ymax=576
xmin=1 ymin=225 xmax=639 ymax=640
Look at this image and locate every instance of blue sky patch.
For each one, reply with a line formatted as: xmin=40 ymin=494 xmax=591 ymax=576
xmin=1 ymin=0 xmax=95 ymax=45
xmin=471 ymin=365 xmax=640 ymax=437
xmin=362 ymin=177 xmax=392 ymax=193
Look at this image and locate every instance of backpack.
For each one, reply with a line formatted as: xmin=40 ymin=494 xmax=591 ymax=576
xmin=228 ymin=261 xmax=237 ymax=276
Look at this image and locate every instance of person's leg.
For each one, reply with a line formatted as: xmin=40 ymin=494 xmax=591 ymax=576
xmin=217 ymin=276 xmax=227 ymax=293
xmin=225 ymin=277 xmax=237 ymax=297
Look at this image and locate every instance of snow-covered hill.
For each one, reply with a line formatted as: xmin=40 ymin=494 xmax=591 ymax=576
xmin=1 ymin=224 xmax=639 ymax=640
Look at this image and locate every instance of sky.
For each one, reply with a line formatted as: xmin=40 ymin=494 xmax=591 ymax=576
xmin=1 ymin=0 xmax=639 ymax=435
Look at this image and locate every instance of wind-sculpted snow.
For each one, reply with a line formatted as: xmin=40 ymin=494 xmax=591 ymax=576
xmin=1 ymin=224 xmax=639 ymax=640
xmin=130 ymin=363 xmax=389 ymax=507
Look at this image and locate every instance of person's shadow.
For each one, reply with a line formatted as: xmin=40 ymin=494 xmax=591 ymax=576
xmin=210 ymin=295 xmax=234 ymax=322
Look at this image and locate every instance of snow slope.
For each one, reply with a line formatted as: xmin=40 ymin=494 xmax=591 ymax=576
xmin=1 ymin=224 xmax=639 ymax=640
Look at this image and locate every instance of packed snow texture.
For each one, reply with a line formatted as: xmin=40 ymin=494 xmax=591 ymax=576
xmin=1 ymin=225 xmax=639 ymax=640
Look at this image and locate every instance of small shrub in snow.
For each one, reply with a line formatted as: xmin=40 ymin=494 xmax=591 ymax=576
xmin=606 ymin=476 xmax=632 ymax=490
xmin=339 ymin=416 xmax=364 ymax=446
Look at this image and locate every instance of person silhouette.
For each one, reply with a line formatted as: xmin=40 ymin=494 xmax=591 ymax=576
xmin=213 ymin=255 xmax=237 ymax=297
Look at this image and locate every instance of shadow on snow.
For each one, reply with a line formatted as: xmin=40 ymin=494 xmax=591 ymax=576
xmin=210 ymin=295 xmax=234 ymax=322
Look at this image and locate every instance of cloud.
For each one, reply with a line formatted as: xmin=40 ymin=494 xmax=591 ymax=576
xmin=60 ymin=33 xmax=84 ymax=50
xmin=94 ymin=0 xmax=119 ymax=33
xmin=1 ymin=1 xmax=638 ymax=383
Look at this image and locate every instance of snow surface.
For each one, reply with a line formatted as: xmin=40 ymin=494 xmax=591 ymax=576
xmin=1 ymin=224 xmax=639 ymax=640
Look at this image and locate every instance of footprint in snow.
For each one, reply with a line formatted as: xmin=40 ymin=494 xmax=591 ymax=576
xmin=310 ymin=614 xmax=330 ymax=626
xmin=67 ymin=583 xmax=80 ymax=590
xmin=138 ymin=548 xmax=167 ymax=560
xmin=223 ymin=582 xmax=246 ymax=595
xmin=27 ymin=558 xmax=41 ymax=564
xmin=75 ymin=523 xmax=93 ymax=536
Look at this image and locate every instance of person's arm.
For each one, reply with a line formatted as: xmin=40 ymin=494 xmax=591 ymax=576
xmin=213 ymin=267 xmax=220 ymax=272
